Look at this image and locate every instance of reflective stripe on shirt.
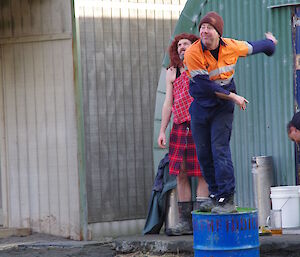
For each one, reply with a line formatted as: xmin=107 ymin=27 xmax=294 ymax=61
xmin=245 ymin=41 xmax=253 ymax=55
xmin=190 ymin=69 xmax=209 ymax=77
xmin=209 ymin=64 xmax=236 ymax=78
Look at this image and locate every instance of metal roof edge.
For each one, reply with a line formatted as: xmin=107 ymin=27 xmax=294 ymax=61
xmin=268 ymin=3 xmax=300 ymax=9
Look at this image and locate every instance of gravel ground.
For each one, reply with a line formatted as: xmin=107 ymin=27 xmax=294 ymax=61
xmin=0 ymin=246 xmax=115 ymax=257
xmin=0 ymin=245 xmax=115 ymax=257
xmin=0 ymin=233 xmax=193 ymax=257
xmin=0 ymin=233 xmax=115 ymax=257
xmin=0 ymin=233 xmax=296 ymax=257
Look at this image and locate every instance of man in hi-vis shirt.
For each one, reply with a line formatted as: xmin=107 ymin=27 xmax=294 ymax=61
xmin=184 ymin=11 xmax=277 ymax=213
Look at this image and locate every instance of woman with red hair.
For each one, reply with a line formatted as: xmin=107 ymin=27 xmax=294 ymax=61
xmin=158 ymin=33 xmax=209 ymax=236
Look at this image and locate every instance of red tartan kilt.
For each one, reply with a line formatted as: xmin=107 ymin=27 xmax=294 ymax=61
xmin=169 ymin=122 xmax=202 ymax=176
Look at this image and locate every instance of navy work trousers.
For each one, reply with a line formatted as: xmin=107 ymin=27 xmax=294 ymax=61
xmin=190 ymin=99 xmax=235 ymax=199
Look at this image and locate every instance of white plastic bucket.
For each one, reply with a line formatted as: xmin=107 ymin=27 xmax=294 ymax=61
xmin=270 ymin=186 xmax=300 ymax=228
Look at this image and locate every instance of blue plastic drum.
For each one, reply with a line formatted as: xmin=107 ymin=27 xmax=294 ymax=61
xmin=192 ymin=208 xmax=259 ymax=257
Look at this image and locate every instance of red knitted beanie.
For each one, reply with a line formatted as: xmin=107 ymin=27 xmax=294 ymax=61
xmin=198 ymin=11 xmax=224 ymax=36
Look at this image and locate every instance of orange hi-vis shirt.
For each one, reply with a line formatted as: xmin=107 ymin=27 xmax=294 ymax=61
xmin=183 ymin=38 xmax=253 ymax=107
xmin=184 ymin=38 xmax=252 ymax=86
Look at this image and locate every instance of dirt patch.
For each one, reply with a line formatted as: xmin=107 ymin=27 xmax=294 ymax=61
xmin=116 ymin=251 xmax=193 ymax=257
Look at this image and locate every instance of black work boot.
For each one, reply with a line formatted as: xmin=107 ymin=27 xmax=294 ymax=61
xmin=198 ymin=194 xmax=217 ymax=212
xmin=211 ymin=195 xmax=237 ymax=214
xmin=165 ymin=202 xmax=193 ymax=236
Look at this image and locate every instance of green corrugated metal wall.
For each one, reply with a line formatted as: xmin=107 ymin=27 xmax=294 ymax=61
xmin=153 ymin=0 xmax=299 ymax=207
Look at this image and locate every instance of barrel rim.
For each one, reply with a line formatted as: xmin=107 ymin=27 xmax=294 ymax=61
xmin=251 ymin=155 xmax=272 ymax=160
xmin=192 ymin=207 xmax=257 ymax=216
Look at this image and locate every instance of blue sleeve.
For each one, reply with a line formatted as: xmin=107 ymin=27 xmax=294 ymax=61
xmin=190 ymin=74 xmax=230 ymax=97
xmin=248 ymin=39 xmax=276 ymax=56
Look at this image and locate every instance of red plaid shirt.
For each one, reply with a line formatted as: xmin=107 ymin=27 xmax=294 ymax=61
xmin=172 ymin=71 xmax=193 ymax=124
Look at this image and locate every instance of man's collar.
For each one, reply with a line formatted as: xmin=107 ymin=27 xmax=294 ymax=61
xmin=201 ymin=37 xmax=225 ymax=51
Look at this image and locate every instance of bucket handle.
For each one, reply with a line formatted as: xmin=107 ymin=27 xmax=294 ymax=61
xmin=278 ymin=196 xmax=292 ymax=210
xmin=266 ymin=215 xmax=271 ymax=227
